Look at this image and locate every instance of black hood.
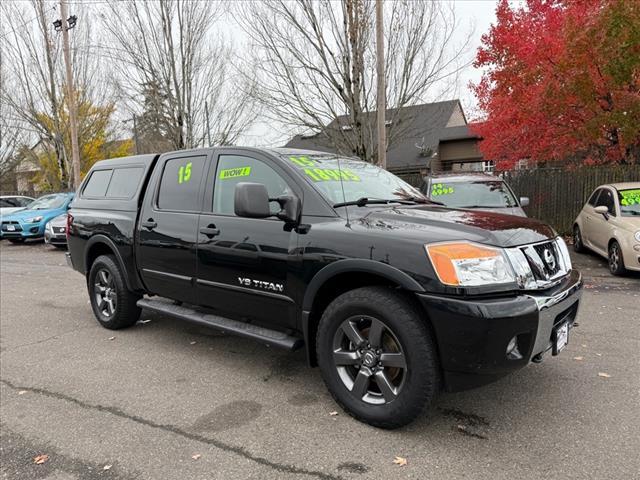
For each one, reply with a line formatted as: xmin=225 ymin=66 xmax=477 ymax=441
xmin=351 ymin=205 xmax=556 ymax=248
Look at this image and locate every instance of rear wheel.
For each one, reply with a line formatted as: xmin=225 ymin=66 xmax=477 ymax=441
xmin=573 ymin=225 xmax=585 ymax=253
xmin=608 ymin=240 xmax=626 ymax=276
xmin=317 ymin=286 xmax=438 ymax=429
xmin=88 ymin=255 xmax=141 ymax=329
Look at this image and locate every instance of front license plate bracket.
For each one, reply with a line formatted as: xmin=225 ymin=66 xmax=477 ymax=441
xmin=552 ymin=322 xmax=569 ymax=356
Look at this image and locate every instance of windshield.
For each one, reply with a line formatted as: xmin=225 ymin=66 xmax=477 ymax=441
xmin=617 ymin=188 xmax=640 ymax=216
xmin=27 ymin=194 xmax=68 ymax=210
xmin=428 ymin=179 xmax=518 ymax=208
xmin=284 ymin=154 xmax=426 ymax=205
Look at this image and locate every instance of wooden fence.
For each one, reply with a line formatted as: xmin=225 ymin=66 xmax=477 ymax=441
xmin=399 ymin=165 xmax=640 ymax=234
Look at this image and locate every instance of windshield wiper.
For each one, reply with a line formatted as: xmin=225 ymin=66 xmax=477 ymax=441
xmin=332 ymin=197 xmax=418 ymax=208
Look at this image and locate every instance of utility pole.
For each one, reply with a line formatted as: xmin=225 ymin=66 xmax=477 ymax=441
xmin=375 ymin=0 xmax=386 ymax=169
xmin=205 ymin=100 xmax=212 ymax=147
xmin=57 ymin=0 xmax=81 ymax=189
xmin=132 ymin=115 xmax=139 ymax=154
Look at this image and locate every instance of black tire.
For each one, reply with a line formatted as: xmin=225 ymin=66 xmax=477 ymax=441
xmin=573 ymin=225 xmax=585 ymax=253
xmin=316 ymin=286 xmax=438 ymax=429
xmin=88 ymin=255 xmax=141 ymax=329
xmin=608 ymin=240 xmax=626 ymax=276
xmin=9 ymin=238 xmax=24 ymax=244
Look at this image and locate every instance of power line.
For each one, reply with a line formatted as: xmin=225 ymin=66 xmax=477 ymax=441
xmin=0 ymin=5 xmax=58 ymax=42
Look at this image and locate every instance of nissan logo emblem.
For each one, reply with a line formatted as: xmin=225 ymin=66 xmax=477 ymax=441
xmin=543 ymin=248 xmax=556 ymax=270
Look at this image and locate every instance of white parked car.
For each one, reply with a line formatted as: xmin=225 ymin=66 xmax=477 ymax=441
xmin=0 ymin=195 xmax=34 ymax=217
xmin=573 ymin=182 xmax=640 ymax=275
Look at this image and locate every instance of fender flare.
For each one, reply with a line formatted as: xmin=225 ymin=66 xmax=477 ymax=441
xmin=301 ymin=259 xmax=425 ymax=365
xmin=84 ymin=235 xmax=134 ymax=291
xmin=302 ymin=259 xmax=425 ymax=312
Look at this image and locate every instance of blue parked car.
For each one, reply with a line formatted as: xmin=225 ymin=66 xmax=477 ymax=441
xmin=1 ymin=192 xmax=74 ymax=244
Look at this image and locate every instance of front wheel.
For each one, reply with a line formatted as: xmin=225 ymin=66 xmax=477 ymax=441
xmin=317 ymin=286 xmax=438 ymax=429
xmin=608 ymin=241 xmax=626 ymax=276
xmin=573 ymin=225 xmax=585 ymax=253
xmin=88 ymin=255 xmax=141 ymax=329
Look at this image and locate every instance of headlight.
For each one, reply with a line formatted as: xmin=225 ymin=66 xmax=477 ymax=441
xmin=26 ymin=216 xmax=43 ymax=223
xmin=425 ymin=242 xmax=516 ymax=287
xmin=635 ymin=231 xmax=640 ymax=243
xmin=45 ymin=222 xmax=52 ymax=232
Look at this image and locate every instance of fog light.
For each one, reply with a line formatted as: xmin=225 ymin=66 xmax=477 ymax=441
xmin=506 ymin=335 xmax=523 ymax=360
xmin=633 ymin=244 xmax=640 ymax=252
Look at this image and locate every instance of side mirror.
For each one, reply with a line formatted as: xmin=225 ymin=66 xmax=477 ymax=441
xmin=273 ymin=195 xmax=301 ymax=224
xmin=519 ymin=197 xmax=530 ymax=207
xmin=594 ymin=205 xmax=609 ymax=217
xmin=234 ymin=183 xmax=301 ymax=224
xmin=234 ymin=182 xmax=271 ymax=218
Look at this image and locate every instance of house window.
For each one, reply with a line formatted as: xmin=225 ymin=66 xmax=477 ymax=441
xmin=483 ymin=160 xmax=495 ymax=173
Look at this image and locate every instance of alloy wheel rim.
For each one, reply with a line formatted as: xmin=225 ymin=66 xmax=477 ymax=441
xmin=609 ymin=244 xmax=619 ymax=271
xmin=332 ymin=315 xmax=407 ymax=405
xmin=94 ymin=269 xmax=117 ymax=317
xmin=574 ymin=228 xmax=581 ymax=248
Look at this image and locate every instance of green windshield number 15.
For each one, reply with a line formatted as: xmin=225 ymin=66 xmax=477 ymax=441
xmin=178 ymin=162 xmax=192 ymax=184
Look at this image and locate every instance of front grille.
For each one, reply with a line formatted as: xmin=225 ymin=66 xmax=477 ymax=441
xmin=1 ymin=221 xmax=23 ymax=232
xmin=531 ymin=241 xmax=561 ymax=277
xmin=506 ymin=238 xmax=570 ymax=290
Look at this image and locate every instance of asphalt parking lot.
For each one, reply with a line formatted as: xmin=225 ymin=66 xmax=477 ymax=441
xmin=1 ymin=241 xmax=639 ymax=480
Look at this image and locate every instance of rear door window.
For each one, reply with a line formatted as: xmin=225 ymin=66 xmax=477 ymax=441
xmin=157 ymin=156 xmax=206 ymax=211
xmin=83 ymin=169 xmax=113 ymax=197
xmin=106 ymin=167 xmax=144 ymax=198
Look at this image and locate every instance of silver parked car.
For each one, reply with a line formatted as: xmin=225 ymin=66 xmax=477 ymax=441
xmin=44 ymin=213 xmax=68 ymax=249
xmin=420 ymin=173 xmax=529 ymax=217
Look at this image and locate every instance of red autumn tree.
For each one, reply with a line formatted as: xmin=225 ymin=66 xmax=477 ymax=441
xmin=472 ymin=0 xmax=640 ymax=169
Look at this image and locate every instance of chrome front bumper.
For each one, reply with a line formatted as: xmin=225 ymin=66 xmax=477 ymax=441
xmin=527 ymin=270 xmax=583 ymax=357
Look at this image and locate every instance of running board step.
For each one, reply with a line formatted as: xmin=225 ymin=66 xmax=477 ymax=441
xmin=137 ymin=298 xmax=303 ymax=351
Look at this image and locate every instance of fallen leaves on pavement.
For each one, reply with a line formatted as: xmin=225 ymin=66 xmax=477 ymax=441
xmin=191 ymin=454 xmax=201 ymax=460
xmin=573 ymin=356 xmax=584 ymax=361
xmin=103 ymin=465 xmax=112 ymax=471
xmin=393 ymin=456 xmax=407 ymax=467
xmin=108 ymin=336 xmax=115 ymax=341
xmin=598 ymin=372 xmax=611 ymax=378
xmin=17 ymin=390 xmax=27 ymax=395
xmin=329 ymin=411 xmax=338 ymax=416
xmin=33 ymin=454 xmax=49 ymax=465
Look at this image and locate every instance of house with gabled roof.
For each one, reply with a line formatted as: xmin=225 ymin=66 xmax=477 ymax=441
xmin=284 ymin=99 xmax=490 ymax=177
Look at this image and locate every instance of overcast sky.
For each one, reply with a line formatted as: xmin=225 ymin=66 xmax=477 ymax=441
xmin=234 ymin=0 xmax=501 ymax=147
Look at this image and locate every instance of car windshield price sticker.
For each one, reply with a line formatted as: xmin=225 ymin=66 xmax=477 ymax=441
xmin=178 ymin=162 xmax=192 ymax=184
xmin=431 ymin=183 xmax=454 ymax=196
xmin=219 ymin=166 xmax=252 ymax=180
xmin=620 ymin=189 xmax=640 ymax=206
xmin=303 ymin=168 xmax=360 ymax=182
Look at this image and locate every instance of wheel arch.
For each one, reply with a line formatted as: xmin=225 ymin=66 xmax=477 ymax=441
xmin=85 ymin=235 xmax=134 ymax=291
xmin=301 ymin=259 xmax=427 ymax=367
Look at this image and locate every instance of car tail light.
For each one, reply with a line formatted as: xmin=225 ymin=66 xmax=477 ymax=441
xmin=66 ymin=214 xmax=73 ymax=239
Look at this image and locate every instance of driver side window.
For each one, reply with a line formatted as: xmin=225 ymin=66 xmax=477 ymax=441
xmin=595 ymin=189 xmax=616 ymax=216
xmin=212 ymin=155 xmax=290 ymax=216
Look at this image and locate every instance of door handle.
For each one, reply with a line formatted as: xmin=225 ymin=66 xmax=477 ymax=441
xmin=141 ymin=219 xmax=157 ymax=230
xmin=200 ymin=224 xmax=220 ymax=238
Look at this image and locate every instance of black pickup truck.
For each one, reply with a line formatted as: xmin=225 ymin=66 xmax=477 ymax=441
xmin=67 ymin=147 xmax=582 ymax=428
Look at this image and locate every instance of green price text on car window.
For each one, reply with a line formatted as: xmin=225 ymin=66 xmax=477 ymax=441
xmin=289 ymin=155 xmax=316 ymax=167
xmin=178 ymin=162 xmax=192 ymax=184
xmin=431 ymin=183 xmax=454 ymax=196
xmin=219 ymin=166 xmax=252 ymax=180
xmin=620 ymin=189 xmax=640 ymax=206
xmin=303 ymin=168 xmax=360 ymax=182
